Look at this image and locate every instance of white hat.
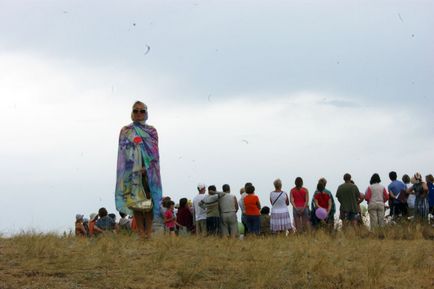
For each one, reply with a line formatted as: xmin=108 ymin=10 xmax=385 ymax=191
xmin=89 ymin=213 xmax=98 ymax=221
xmin=197 ymin=183 xmax=206 ymax=190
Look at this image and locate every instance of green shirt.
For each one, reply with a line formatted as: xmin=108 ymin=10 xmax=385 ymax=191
xmin=336 ymin=183 xmax=360 ymax=213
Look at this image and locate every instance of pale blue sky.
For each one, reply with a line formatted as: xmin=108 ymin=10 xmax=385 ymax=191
xmin=0 ymin=0 xmax=433 ymax=234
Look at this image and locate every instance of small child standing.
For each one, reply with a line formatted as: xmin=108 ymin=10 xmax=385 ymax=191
xmin=75 ymin=214 xmax=87 ymax=237
xmin=164 ymin=201 xmax=177 ymax=236
xmin=260 ymin=206 xmax=271 ymax=236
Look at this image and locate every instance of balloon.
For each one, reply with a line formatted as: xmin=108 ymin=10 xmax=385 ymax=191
xmin=315 ymin=207 xmax=328 ymax=220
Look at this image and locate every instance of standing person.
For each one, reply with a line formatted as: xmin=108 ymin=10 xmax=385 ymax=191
xmin=193 ymin=184 xmax=207 ymax=236
xmin=426 ymin=174 xmax=434 ymax=216
xmin=290 ymin=177 xmax=310 ymax=233
xmin=115 ymin=101 xmax=163 ymax=239
xmin=387 ymin=171 xmax=407 ymax=218
xmin=199 ymin=185 xmax=221 ymax=236
xmin=243 ymin=185 xmax=261 ymax=235
xmin=239 ymin=183 xmax=252 ymax=235
xmin=176 ymin=198 xmax=194 ymax=235
xmin=365 ymin=174 xmax=389 ymax=229
xmin=260 ymin=206 xmax=271 ymax=236
xmin=164 ymin=201 xmax=177 ymax=237
xmin=313 ymin=182 xmax=332 ymax=228
xmin=407 ymin=173 xmax=429 ymax=222
xmin=75 ymin=214 xmax=87 ymax=237
xmin=336 ymin=173 xmax=360 ymax=227
xmin=311 ymin=178 xmax=336 ymax=228
xmin=269 ymin=179 xmax=292 ymax=234
xmin=219 ymin=184 xmax=239 ymax=238
xmin=403 ymin=174 xmax=415 ymax=218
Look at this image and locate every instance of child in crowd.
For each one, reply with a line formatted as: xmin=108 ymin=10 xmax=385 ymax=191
xmin=75 ymin=214 xmax=87 ymax=237
xmin=118 ymin=212 xmax=132 ymax=232
xmin=88 ymin=213 xmax=98 ymax=237
xmin=94 ymin=207 xmax=117 ymax=235
xmin=260 ymin=206 xmax=271 ymax=235
xmin=164 ymin=201 xmax=177 ymax=236
xmin=108 ymin=213 xmax=116 ymax=222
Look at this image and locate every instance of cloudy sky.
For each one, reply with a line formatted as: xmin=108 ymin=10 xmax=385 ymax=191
xmin=0 ymin=0 xmax=433 ymax=235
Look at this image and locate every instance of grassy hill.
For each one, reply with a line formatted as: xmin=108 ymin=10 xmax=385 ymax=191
xmin=0 ymin=226 xmax=433 ymax=289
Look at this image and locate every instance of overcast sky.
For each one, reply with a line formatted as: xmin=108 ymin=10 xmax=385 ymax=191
xmin=0 ymin=0 xmax=433 ymax=235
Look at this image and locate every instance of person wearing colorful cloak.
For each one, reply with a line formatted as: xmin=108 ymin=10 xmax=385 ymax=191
xmin=115 ymin=101 xmax=163 ymax=238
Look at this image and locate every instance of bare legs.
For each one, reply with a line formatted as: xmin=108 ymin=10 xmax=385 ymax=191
xmin=133 ymin=210 xmax=153 ymax=239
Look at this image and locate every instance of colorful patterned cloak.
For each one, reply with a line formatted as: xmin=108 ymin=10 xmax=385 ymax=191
xmin=115 ymin=122 xmax=163 ymax=217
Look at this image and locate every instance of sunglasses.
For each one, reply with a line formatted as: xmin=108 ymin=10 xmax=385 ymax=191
xmin=133 ymin=109 xmax=147 ymax=114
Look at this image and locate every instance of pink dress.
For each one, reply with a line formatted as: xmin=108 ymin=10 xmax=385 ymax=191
xmin=164 ymin=210 xmax=175 ymax=229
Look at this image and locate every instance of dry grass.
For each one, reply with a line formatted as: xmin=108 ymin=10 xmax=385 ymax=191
xmin=0 ymin=225 xmax=433 ymax=289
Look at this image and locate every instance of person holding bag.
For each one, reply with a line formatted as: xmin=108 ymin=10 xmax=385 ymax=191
xmin=115 ymin=101 xmax=163 ymax=238
xmin=270 ymin=179 xmax=292 ymax=234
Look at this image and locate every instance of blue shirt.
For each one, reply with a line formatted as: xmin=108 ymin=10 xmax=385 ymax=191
xmin=428 ymin=182 xmax=434 ymax=207
xmin=388 ymin=180 xmax=406 ymax=198
xmin=96 ymin=216 xmax=116 ymax=231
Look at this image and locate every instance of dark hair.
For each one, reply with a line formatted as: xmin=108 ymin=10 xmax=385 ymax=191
xmin=119 ymin=212 xmax=127 ymax=218
xmin=317 ymin=182 xmax=325 ymax=192
xmin=222 ymin=184 xmax=230 ymax=192
xmin=389 ymin=171 xmax=397 ymax=181
xmin=260 ymin=206 xmax=270 ymax=215
xmin=318 ymin=178 xmax=327 ymax=186
xmin=426 ymin=174 xmax=434 ymax=183
xmin=244 ymin=182 xmax=252 ymax=190
xmin=370 ymin=173 xmax=381 ymax=184
xmin=162 ymin=197 xmax=171 ymax=208
xmin=245 ymin=185 xmax=255 ymax=194
xmin=402 ymin=174 xmax=410 ymax=184
xmin=179 ymin=198 xmax=188 ymax=208
xmin=295 ymin=177 xmax=303 ymax=189
xmin=208 ymin=185 xmax=216 ymax=192
xmin=343 ymin=173 xmax=352 ymax=182
xmin=108 ymin=213 xmax=116 ymax=220
xmin=98 ymin=207 xmax=108 ymax=217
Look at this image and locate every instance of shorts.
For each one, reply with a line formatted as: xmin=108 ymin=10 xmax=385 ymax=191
xmin=293 ymin=207 xmax=309 ymax=219
xmin=168 ymin=227 xmax=175 ymax=232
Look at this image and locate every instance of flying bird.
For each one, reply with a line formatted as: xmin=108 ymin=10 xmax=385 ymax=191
xmin=144 ymin=45 xmax=151 ymax=55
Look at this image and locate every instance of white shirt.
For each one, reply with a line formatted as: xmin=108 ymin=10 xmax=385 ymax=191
xmin=238 ymin=192 xmax=247 ymax=214
xmin=406 ymin=184 xmax=416 ymax=208
xmin=193 ymin=194 xmax=207 ymax=221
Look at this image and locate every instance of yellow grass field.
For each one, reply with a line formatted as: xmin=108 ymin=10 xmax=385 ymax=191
xmin=0 ymin=226 xmax=433 ymax=289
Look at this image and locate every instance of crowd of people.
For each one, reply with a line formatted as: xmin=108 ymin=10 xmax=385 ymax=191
xmin=75 ymin=172 xmax=434 ymax=238
xmin=100 ymin=101 xmax=433 ymax=240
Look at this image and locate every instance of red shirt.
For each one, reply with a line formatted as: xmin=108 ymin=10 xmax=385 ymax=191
xmin=291 ymin=187 xmax=308 ymax=208
xmin=314 ymin=192 xmax=331 ymax=209
xmin=244 ymin=194 xmax=260 ymax=216
xmin=164 ymin=210 xmax=176 ymax=228
xmin=88 ymin=220 xmax=96 ymax=236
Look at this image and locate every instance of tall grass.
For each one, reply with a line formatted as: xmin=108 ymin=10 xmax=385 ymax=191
xmin=0 ymin=225 xmax=433 ymax=289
